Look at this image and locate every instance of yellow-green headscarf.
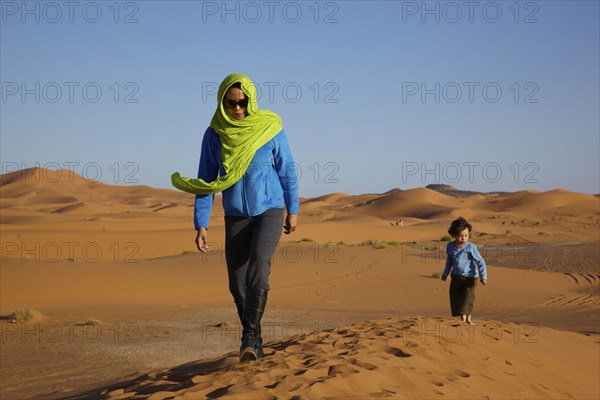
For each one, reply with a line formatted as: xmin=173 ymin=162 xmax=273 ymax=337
xmin=171 ymin=73 xmax=283 ymax=194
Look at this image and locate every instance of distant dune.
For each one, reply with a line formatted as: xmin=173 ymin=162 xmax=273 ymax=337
xmin=425 ymin=183 xmax=496 ymax=197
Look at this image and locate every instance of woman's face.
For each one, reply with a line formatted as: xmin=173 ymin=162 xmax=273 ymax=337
xmin=223 ymin=87 xmax=248 ymax=120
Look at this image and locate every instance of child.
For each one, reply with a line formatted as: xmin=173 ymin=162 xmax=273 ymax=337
xmin=441 ymin=217 xmax=487 ymax=325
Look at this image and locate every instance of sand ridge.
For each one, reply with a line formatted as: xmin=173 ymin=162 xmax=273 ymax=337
xmin=54 ymin=317 xmax=598 ymax=400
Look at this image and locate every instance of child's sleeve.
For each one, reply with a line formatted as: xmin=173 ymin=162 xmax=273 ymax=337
xmin=470 ymin=244 xmax=487 ymax=281
xmin=442 ymin=243 xmax=453 ymax=277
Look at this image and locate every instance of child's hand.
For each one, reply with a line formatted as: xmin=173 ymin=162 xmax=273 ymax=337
xmin=441 ymin=275 xmax=447 ymax=281
xmin=480 ymin=279 xmax=487 ymax=286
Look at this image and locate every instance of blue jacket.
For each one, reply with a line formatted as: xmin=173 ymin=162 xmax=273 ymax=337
xmin=442 ymin=241 xmax=487 ymax=281
xmin=194 ymin=127 xmax=299 ymax=230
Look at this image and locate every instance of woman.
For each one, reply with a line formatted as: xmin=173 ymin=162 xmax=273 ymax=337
xmin=171 ymin=73 xmax=299 ymax=361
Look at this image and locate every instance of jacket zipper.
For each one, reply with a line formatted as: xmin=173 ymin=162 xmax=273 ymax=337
xmin=241 ymin=173 xmax=247 ymax=215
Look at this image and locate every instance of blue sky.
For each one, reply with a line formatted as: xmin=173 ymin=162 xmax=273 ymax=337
xmin=1 ymin=0 xmax=599 ymax=196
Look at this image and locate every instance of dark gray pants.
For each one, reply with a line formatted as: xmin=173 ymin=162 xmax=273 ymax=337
xmin=225 ymin=207 xmax=284 ymax=309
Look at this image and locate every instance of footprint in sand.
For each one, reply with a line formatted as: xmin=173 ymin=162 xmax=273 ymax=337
xmin=349 ymin=358 xmax=378 ymax=371
xmin=328 ymin=364 xmax=359 ymax=377
xmin=390 ymin=347 xmax=412 ymax=358
xmin=205 ymin=384 xmax=234 ymax=398
xmin=455 ymin=369 xmax=471 ymax=378
xmin=302 ymin=358 xmax=318 ymax=367
xmin=265 ymin=381 xmax=280 ymax=389
xmin=293 ymin=369 xmax=308 ymax=376
xmin=368 ymin=341 xmax=413 ymax=358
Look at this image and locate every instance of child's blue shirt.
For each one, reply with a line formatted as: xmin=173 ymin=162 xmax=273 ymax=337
xmin=442 ymin=241 xmax=487 ymax=281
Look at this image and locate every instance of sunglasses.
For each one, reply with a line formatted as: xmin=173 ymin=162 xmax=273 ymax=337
xmin=223 ymin=98 xmax=249 ymax=109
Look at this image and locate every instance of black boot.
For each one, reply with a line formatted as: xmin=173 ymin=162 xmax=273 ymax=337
xmin=236 ymin=301 xmax=265 ymax=358
xmin=235 ymin=302 xmax=244 ymax=324
xmin=235 ymin=301 xmax=244 ymax=346
xmin=256 ymin=320 xmax=264 ymax=359
xmin=240 ymin=288 xmax=268 ymax=361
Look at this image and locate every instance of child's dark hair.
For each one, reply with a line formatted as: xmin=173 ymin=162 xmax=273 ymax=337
xmin=448 ymin=217 xmax=472 ymax=236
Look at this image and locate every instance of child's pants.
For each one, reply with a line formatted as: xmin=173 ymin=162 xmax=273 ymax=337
xmin=449 ymin=275 xmax=477 ymax=316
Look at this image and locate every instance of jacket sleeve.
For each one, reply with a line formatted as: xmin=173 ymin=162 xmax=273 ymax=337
xmin=470 ymin=244 xmax=487 ymax=281
xmin=273 ymin=129 xmax=299 ymax=214
xmin=194 ymin=128 xmax=219 ymax=230
xmin=442 ymin=243 xmax=453 ymax=277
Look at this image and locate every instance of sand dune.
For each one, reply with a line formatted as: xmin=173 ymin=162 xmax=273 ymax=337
xmin=351 ymin=189 xmax=454 ymax=220
xmin=0 ymin=168 xmax=598 ymax=399
xmin=1 ymin=168 xmax=193 ymax=214
xmin=479 ymin=190 xmax=599 ymax=213
xmin=55 ymin=317 xmax=598 ymax=400
xmin=303 ymin=192 xmax=351 ymax=203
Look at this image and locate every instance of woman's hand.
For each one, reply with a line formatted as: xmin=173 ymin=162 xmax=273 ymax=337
xmin=480 ymin=279 xmax=487 ymax=286
xmin=284 ymin=214 xmax=297 ymax=234
xmin=196 ymin=228 xmax=209 ymax=253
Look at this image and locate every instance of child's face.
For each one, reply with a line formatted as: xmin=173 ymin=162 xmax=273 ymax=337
xmin=454 ymin=228 xmax=470 ymax=245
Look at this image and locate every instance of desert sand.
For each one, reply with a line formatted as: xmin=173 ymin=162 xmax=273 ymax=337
xmin=1 ymin=168 xmax=598 ymax=399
